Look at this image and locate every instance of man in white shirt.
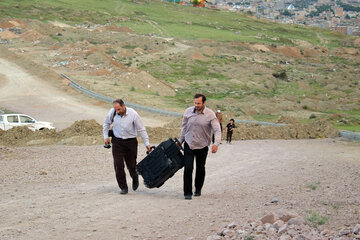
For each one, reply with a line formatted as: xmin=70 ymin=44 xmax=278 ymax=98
xmin=103 ymin=99 xmax=151 ymax=194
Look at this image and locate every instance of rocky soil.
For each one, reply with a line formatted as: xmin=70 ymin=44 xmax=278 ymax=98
xmin=1 ymin=139 xmax=359 ymax=240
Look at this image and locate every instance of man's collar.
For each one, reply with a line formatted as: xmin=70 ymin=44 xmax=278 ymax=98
xmin=118 ymin=107 xmax=127 ymax=117
xmin=193 ymin=106 xmax=206 ymax=114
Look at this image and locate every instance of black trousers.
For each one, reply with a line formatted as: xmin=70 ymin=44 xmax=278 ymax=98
xmin=212 ymin=123 xmax=222 ymax=143
xmin=111 ymin=137 xmax=138 ymax=190
xmin=226 ymin=131 xmax=233 ymax=143
xmin=183 ymin=142 xmax=209 ymax=196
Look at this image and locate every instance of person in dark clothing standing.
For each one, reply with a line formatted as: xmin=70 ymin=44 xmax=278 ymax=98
xmin=103 ymin=99 xmax=151 ymax=195
xmin=226 ymin=119 xmax=235 ymax=144
xmin=179 ymin=93 xmax=221 ymax=200
xmin=212 ymin=108 xmax=223 ymax=144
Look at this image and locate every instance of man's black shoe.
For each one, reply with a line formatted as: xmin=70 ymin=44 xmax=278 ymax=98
xmin=194 ymin=190 xmax=201 ymax=197
xmin=120 ymin=188 xmax=128 ymax=194
xmin=132 ymin=179 xmax=139 ymax=191
xmin=184 ymin=195 xmax=192 ymax=200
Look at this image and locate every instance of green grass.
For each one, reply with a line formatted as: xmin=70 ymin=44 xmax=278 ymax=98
xmin=122 ymin=45 xmax=137 ymax=50
xmin=49 ymin=34 xmax=62 ymax=42
xmin=105 ymin=48 xmax=117 ymax=55
xmin=141 ymin=59 xmax=230 ymax=84
xmin=324 ymin=109 xmax=360 ymax=132
xmin=328 ymin=56 xmax=360 ymax=66
xmin=306 ymin=181 xmax=321 ymax=190
xmin=0 ymin=0 xmax=351 ymax=46
xmin=305 ymin=210 xmax=328 ymax=228
xmin=334 ymin=124 xmax=360 ymax=132
xmin=271 ymin=81 xmax=326 ymax=98
xmin=253 ymin=114 xmax=279 ymax=122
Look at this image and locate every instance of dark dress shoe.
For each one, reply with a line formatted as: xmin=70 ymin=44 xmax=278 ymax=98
xmin=184 ymin=195 xmax=192 ymax=200
xmin=132 ymin=179 xmax=139 ymax=191
xmin=194 ymin=190 xmax=201 ymax=197
xmin=120 ymin=188 xmax=128 ymax=194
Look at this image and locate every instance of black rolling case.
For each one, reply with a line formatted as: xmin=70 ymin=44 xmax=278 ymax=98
xmin=136 ymin=138 xmax=184 ymax=188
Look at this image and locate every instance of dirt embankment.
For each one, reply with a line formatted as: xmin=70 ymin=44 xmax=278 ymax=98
xmin=0 ymin=118 xmax=339 ymax=147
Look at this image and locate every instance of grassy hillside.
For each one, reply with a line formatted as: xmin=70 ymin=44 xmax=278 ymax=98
xmin=0 ymin=0 xmax=351 ymax=46
xmin=0 ymin=0 xmax=359 ymax=131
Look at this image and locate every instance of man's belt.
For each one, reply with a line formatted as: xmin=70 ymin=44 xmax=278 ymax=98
xmin=116 ymin=137 xmax=136 ymax=141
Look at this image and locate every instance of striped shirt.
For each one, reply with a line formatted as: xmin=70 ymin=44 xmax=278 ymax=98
xmin=179 ymin=106 xmax=221 ymax=150
xmin=103 ymin=107 xmax=150 ymax=146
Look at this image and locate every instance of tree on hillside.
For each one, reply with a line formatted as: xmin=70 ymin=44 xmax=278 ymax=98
xmin=191 ymin=0 xmax=207 ymax=7
xmin=281 ymin=9 xmax=294 ymax=17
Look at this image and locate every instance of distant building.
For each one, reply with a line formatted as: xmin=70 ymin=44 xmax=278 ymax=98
xmin=334 ymin=7 xmax=344 ymax=17
xmin=332 ymin=18 xmax=341 ymax=25
xmin=287 ymin=4 xmax=295 ymax=11
xmin=318 ymin=21 xmax=331 ymax=28
xmin=295 ymin=11 xmax=306 ymax=21
xmin=274 ymin=11 xmax=280 ymax=18
xmin=333 ymin=26 xmax=348 ymax=34
xmin=318 ymin=0 xmax=331 ymax=5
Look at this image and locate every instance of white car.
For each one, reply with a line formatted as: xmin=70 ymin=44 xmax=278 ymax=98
xmin=0 ymin=114 xmax=55 ymax=131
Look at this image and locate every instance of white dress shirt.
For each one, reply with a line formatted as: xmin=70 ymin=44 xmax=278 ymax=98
xmin=103 ymin=107 xmax=150 ymax=146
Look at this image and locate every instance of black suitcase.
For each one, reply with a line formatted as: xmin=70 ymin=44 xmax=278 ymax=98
xmin=136 ymin=138 xmax=184 ymax=188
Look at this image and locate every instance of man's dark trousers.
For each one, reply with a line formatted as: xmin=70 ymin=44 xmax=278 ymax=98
xmin=112 ymin=137 xmax=138 ymax=190
xmin=183 ymin=142 xmax=209 ymax=196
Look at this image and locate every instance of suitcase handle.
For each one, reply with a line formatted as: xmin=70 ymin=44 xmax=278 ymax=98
xmin=174 ymin=138 xmax=184 ymax=151
xmin=146 ymin=146 xmax=156 ymax=155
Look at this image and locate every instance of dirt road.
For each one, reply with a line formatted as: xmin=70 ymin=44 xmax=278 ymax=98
xmin=1 ymin=139 xmax=359 ymax=239
xmin=0 ymin=57 xmax=167 ymax=129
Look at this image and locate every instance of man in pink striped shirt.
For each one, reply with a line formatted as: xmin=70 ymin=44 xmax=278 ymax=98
xmin=179 ymin=93 xmax=221 ymax=200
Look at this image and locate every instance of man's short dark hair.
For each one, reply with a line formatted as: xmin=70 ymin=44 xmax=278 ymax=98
xmin=113 ymin=99 xmax=124 ymax=106
xmin=194 ymin=93 xmax=206 ymax=103
xmin=230 ymin=118 xmax=234 ymax=122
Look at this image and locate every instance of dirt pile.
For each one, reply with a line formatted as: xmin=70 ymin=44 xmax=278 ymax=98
xmin=0 ymin=120 xmax=102 ymax=147
xmin=0 ymin=30 xmax=18 ymax=39
xmin=303 ymin=47 xmax=320 ymax=57
xmin=58 ymin=119 xmax=102 ymax=137
xmin=20 ymin=29 xmax=46 ymax=41
xmin=233 ymin=120 xmax=339 ymax=140
xmin=0 ymin=119 xmax=340 ymax=147
xmin=250 ymin=44 xmax=270 ymax=52
xmin=119 ymin=71 xmax=176 ymax=96
xmin=90 ymin=69 xmax=112 ymax=76
xmin=0 ymin=19 xmax=26 ymax=29
xmin=276 ymin=116 xmax=301 ymax=124
xmin=0 ymin=127 xmax=57 ymax=146
xmin=269 ymin=46 xmax=303 ymax=58
xmin=192 ymin=52 xmax=207 ymax=60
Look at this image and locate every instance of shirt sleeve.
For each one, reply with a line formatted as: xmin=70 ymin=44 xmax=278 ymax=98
xmin=179 ymin=109 xmax=188 ymax=144
xmin=103 ymin=109 xmax=114 ymax=139
xmin=134 ymin=113 xmax=150 ymax=146
xmin=211 ymin=117 xmax=222 ymax=146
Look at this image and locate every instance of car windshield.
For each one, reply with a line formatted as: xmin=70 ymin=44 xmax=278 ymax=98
xmin=20 ymin=115 xmax=35 ymax=123
xmin=7 ymin=115 xmax=19 ymax=123
xmin=0 ymin=115 xmax=3 ymax=123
